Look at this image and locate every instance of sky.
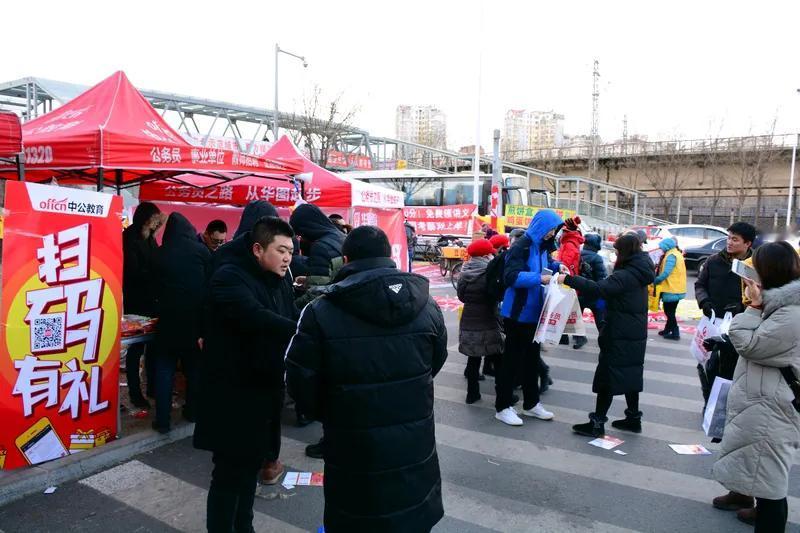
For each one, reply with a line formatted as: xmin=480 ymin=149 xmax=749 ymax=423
xmin=3 ymin=0 xmax=800 ymax=150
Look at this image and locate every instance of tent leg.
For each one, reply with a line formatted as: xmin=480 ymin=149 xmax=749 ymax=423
xmin=17 ymin=154 xmax=25 ymax=182
xmin=97 ymin=168 xmax=104 ymax=192
xmin=115 ymin=169 xmax=123 ymax=195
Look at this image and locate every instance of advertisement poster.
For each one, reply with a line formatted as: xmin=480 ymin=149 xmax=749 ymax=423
xmin=505 ymin=205 xmax=577 ymax=229
xmin=0 ymin=182 xmax=122 ymax=470
xmin=403 ymin=204 xmax=476 ymax=236
xmin=352 ymin=208 xmax=408 ymax=272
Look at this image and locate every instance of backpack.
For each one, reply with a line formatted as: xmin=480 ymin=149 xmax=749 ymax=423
xmin=484 ymin=251 xmax=507 ymax=302
xmin=579 ymin=258 xmax=593 ymax=279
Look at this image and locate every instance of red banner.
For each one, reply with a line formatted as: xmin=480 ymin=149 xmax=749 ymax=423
xmin=402 ymin=204 xmax=476 ymax=236
xmin=352 ymin=208 xmax=408 ymax=272
xmin=326 ymin=151 xmax=373 ymax=170
xmin=139 ymin=181 xmax=312 ymax=207
xmin=0 ymin=182 xmax=123 ymax=470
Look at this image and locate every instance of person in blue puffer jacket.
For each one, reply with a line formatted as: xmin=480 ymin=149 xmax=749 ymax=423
xmin=654 ymin=237 xmax=687 ymax=340
xmin=495 ymin=210 xmax=564 ymax=426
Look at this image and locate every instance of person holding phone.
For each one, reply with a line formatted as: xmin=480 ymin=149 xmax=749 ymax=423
xmin=712 ymin=241 xmax=800 ymax=531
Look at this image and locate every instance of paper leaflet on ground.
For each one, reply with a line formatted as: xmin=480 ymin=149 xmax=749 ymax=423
xmin=588 ymin=436 xmax=624 ymax=450
xmin=282 ymin=471 xmax=324 ymax=489
xmin=668 ymin=444 xmax=711 ymax=455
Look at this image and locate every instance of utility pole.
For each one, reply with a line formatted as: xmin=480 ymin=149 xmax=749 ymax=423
xmin=589 ymin=59 xmax=600 ymax=180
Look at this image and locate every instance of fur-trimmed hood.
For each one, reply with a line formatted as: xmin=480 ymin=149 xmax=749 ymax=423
xmin=763 ymin=278 xmax=800 ymax=317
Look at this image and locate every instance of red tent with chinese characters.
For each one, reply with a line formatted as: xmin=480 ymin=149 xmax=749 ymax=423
xmin=139 ymin=136 xmax=404 ymax=209
xmin=0 ymin=71 xmax=302 ymax=189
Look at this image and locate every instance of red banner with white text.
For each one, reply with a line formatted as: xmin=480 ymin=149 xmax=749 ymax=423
xmin=403 ymin=204 xmax=476 ymax=236
xmin=352 ymin=208 xmax=408 ymax=272
xmin=0 ymin=182 xmax=123 ymax=470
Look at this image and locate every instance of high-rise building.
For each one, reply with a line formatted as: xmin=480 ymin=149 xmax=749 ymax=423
xmin=502 ymin=110 xmax=564 ymax=154
xmin=395 ymin=105 xmax=448 ymax=150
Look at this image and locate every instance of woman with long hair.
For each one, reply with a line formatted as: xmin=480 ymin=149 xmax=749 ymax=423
xmin=544 ymin=233 xmax=655 ymax=437
xmin=712 ymin=241 xmax=800 ymax=532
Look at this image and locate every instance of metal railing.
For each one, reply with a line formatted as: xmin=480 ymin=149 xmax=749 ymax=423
xmin=502 ymin=133 xmax=799 ymax=162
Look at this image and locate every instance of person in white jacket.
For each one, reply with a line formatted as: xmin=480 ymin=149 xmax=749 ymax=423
xmin=712 ymin=241 xmax=800 ymax=532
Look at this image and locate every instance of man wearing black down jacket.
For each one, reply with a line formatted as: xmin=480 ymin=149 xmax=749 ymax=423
xmin=286 ymin=225 xmax=448 ymax=533
xmin=194 ymin=217 xmax=299 ymax=533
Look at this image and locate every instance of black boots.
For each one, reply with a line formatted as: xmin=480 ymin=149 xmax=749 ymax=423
xmin=663 ymin=325 xmax=680 ymax=341
xmin=611 ymin=409 xmax=643 ymax=433
xmin=572 ymin=412 xmax=607 ymax=438
xmin=466 ymin=377 xmax=481 ymax=404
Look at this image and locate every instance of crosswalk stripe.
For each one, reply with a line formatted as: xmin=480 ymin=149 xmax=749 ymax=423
xmin=541 ymin=356 xmax=698 ymax=386
xmin=448 ymin=347 xmax=699 ymax=369
xmin=277 ymin=436 xmax=639 ymax=532
xmin=439 ymin=362 xmax=705 ymax=413
xmin=79 ymin=460 xmax=306 ymax=533
xmin=433 ymin=422 xmax=800 ymax=524
xmin=434 ymin=385 xmax=719 ymax=452
xmin=580 ymin=332 xmax=692 ymax=353
xmin=441 ymin=481 xmax=639 ymax=533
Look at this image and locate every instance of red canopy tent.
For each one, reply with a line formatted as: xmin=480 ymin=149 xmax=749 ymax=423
xmin=139 ymin=136 xmax=404 ymax=209
xmin=0 ymin=111 xmax=24 ymax=179
xmin=0 ymin=71 xmax=302 ymax=190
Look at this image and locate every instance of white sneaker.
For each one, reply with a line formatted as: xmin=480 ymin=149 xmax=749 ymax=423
xmin=495 ymin=407 xmax=524 ymax=426
xmin=520 ymin=403 xmax=554 ymax=420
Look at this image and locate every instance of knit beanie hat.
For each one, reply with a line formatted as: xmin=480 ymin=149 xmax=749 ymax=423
xmin=489 ymin=234 xmax=510 ymax=250
xmin=467 ymin=239 xmax=495 ymax=257
xmin=564 ymin=216 xmax=582 ymax=231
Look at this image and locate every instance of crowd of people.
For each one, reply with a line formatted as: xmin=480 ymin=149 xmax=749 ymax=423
xmin=122 ymin=200 xmax=447 ymax=533
xmin=455 ymin=213 xmax=800 ymax=532
xmin=122 ymin=199 xmax=800 ymax=532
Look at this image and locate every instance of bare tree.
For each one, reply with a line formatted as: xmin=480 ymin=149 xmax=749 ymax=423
xmin=640 ymin=142 xmax=689 ymax=220
xmin=699 ymin=138 xmax=730 ymax=226
xmin=292 ymin=85 xmax=359 ymax=168
xmin=729 ymin=118 xmax=779 ymax=227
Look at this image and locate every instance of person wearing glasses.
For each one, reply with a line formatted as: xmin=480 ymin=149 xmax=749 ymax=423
xmin=199 ymin=219 xmax=228 ymax=252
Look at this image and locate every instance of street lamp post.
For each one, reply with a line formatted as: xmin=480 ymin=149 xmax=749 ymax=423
xmin=274 ymin=43 xmax=308 ymax=140
xmin=788 ymin=89 xmax=800 ymax=230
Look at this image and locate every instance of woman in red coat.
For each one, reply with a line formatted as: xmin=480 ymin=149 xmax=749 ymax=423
xmin=558 ymin=217 xmax=587 ymax=348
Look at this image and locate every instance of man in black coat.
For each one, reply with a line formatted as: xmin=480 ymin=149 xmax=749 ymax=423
xmin=289 ymin=203 xmax=346 ymax=277
xmin=694 ymin=221 xmax=755 ymax=380
xmin=122 ymin=201 xmax=163 ymax=408
xmin=194 ymin=216 xmax=299 ymax=533
xmin=286 ymin=225 xmax=448 ymax=533
xmin=153 ymin=212 xmax=211 ymax=433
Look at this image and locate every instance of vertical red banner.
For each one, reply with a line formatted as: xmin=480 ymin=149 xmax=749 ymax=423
xmin=0 ymin=182 xmax=123 ymax=470
xmin=352 ymin=208 xmax=408 ymax=272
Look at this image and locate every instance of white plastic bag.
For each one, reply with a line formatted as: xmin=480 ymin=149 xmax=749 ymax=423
xmin=690 ymin=310 xmax=720 ymax=365
xmin=562 ymin=297 xmax=587 ymax=336
xmin=717 ymin=311 xmax=733 ymax=336
xmin=703 ymin=376 xmax=733 ymax=438
xmin=534 ymin=277 xmax=576 ymax=345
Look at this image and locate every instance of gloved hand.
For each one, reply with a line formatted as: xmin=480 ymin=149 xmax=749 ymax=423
xmin=702 ymin=302 xmax=714 ymax=318
xmin=703 ymin=334 xmax=732 ymax=352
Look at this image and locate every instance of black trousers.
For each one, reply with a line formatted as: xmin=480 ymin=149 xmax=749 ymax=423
xmin=264 ymin=389 xmax=284 ymax=463
xmin=126 ymin=342 xmax=155 ymax=400
xmin=496 ymin=319 xmax=540 ymax=412
xmin=595 ymin=391 xmax=640 ymax=419
xmin=663 ymin=301 xmax=679 ymax=333
xmin=755 ymin=497 xmax=788 ymax=533
xmin=207 ymin=452 xmax=262 ymax=533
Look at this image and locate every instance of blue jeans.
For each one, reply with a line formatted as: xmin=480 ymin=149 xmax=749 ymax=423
xmin=154 ymin=346 xmax=199 ymax=429
xmin=408 ymin=250 xmax=414 ymax=272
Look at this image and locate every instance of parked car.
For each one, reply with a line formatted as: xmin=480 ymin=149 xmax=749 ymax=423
xmin=683 ymin=237 xmax=726 ymax=271
xmin=652 ymin=224 xmax=728 ymax=250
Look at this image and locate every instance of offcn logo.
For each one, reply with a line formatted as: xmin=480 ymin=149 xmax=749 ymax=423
xmin=39 ymin=198 xmax=69 ymax=211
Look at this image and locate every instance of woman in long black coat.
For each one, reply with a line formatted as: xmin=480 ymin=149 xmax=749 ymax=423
xmin=153 ymin=212 xmax=211 ymax=432
xmin=548 ymin=233 xmax=655 ymax=437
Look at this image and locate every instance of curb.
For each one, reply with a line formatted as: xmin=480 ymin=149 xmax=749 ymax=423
xmin=0 ymin=423 xmax=194 ymax=508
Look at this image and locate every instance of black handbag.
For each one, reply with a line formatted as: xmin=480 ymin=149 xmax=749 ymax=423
xmin=779 ymin=366 xmax=800 ymax=414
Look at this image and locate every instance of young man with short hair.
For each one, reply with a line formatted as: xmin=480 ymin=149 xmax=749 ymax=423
xmin=200 ymin=219 xmax=228 ymax=252
xmin=194 ymin=216 xmax=299 ymax=533
xmin=286 ymin=225 xmax=447 ymax=533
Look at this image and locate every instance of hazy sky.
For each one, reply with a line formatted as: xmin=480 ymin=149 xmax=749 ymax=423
xmin=4 ymin=0 xmax=799 ymax=150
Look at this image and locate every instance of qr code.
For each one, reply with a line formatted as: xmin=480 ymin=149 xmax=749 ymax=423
xmin=32 ymin=317 xmax=65 ymax=352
